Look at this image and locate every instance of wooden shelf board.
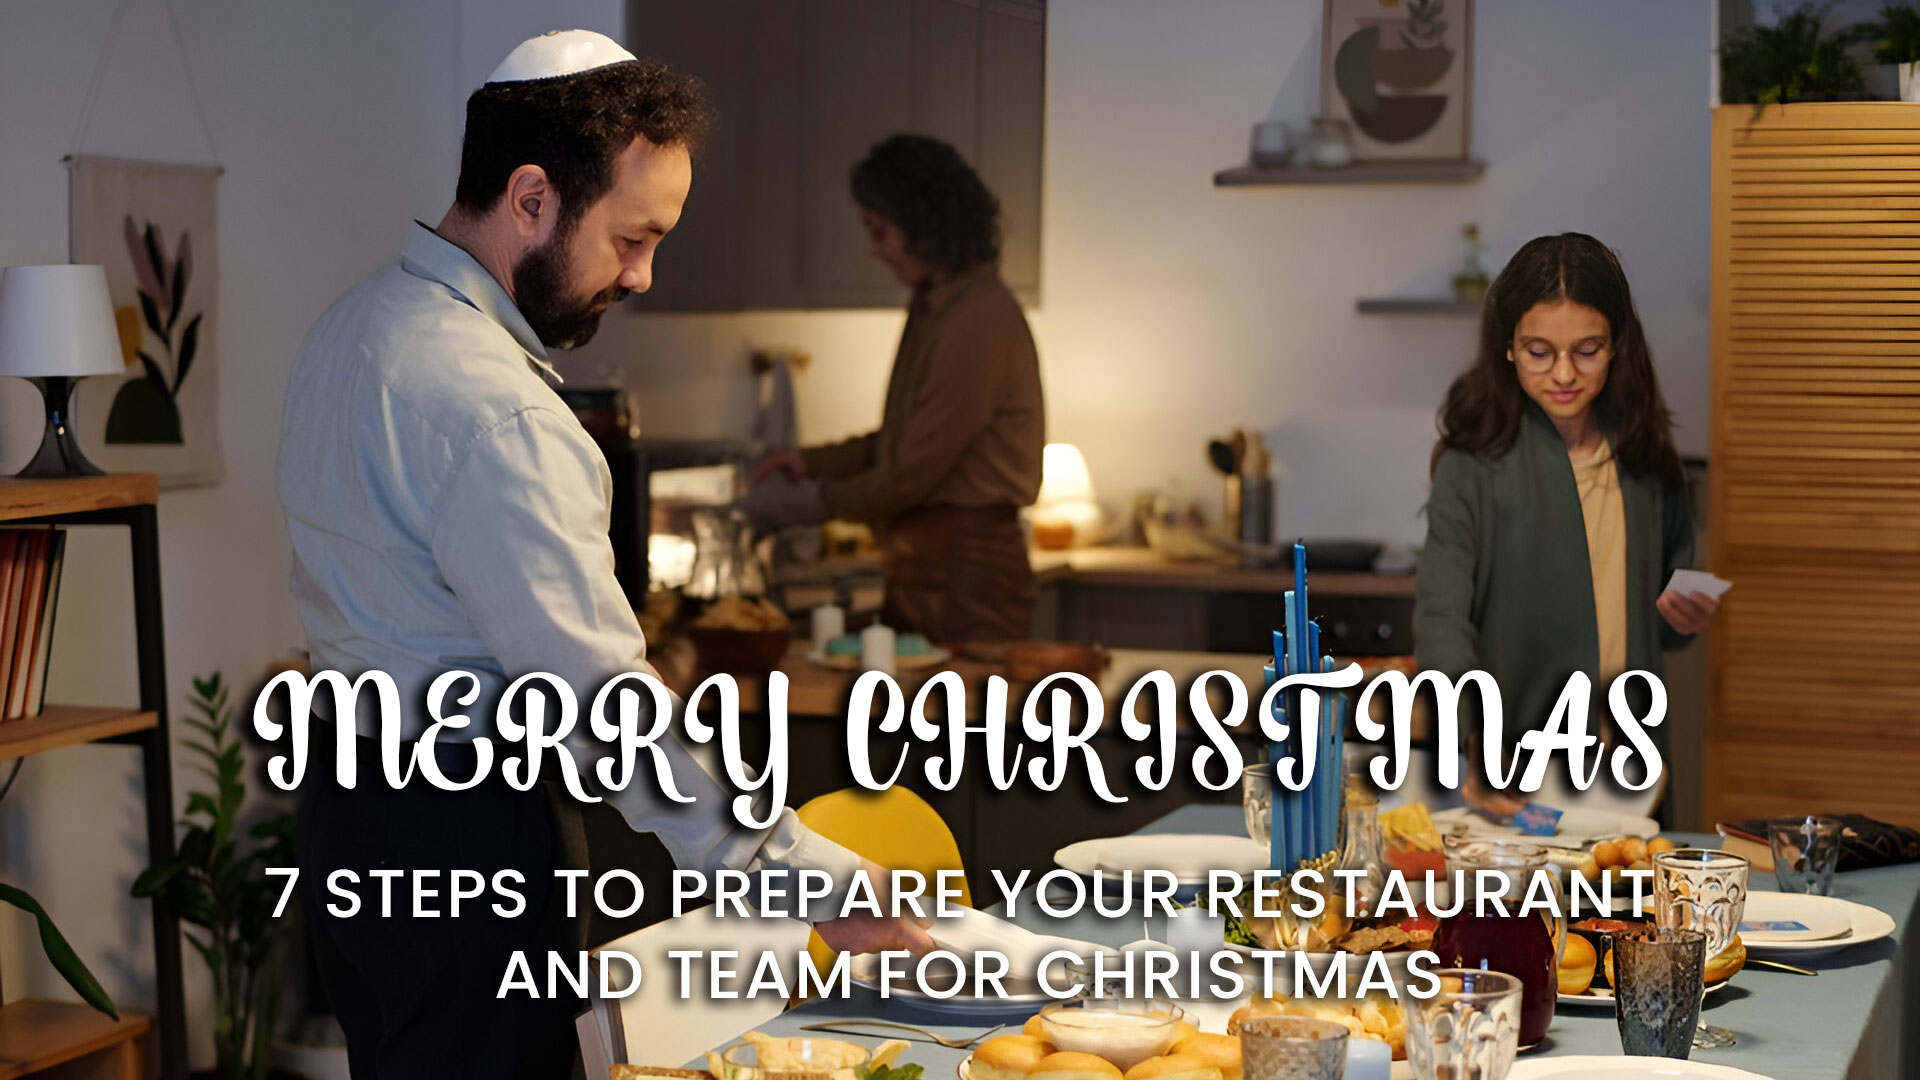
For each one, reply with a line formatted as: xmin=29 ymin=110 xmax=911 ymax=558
xmin=0 ymin=1000 xmax=149 ymax=1079
xmin=0 ymin=706 xmax=157 ymax=761
xmin=1213 ymin=160 xmax=1485 ymax=186
xmin=0 ymin=476 xmax=156 ymax=523
xmin=1356 ymin=297 xmax=1481 ymax=315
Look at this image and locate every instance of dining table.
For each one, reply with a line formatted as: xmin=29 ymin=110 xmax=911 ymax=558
xmin=696 ymin=804 xmax=1920 ymax=1080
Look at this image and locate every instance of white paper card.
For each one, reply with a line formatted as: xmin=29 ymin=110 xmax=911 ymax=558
xmin=1665 ymin=569 xmax=1732 ymax=600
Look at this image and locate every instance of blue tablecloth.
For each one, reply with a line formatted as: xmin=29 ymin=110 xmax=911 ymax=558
xmin=705 ymin=805 xmax=1920 ymax=1079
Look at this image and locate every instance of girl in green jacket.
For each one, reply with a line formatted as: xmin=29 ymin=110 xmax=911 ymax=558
xmin=1415 ymin=233 xmax=1719 ymax=815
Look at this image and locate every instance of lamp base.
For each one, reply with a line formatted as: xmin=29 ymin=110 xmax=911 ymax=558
xmin=17 ymin=376 xmax=104 ymax=478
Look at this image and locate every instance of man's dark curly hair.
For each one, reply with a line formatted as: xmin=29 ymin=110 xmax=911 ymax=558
xmin=850 ymin=135 xmax=1001 ymax=274
xmin=454 ymin=59 xmax=711 ymax=229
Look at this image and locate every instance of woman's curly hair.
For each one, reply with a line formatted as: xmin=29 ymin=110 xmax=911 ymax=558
xmin=850 ymin=135 xmax=1001 ymax=274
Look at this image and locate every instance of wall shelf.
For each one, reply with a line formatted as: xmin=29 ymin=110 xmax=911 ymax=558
xmin=0 ymin=706 xmax=157 ymax=761
xmin=1214 ymin=160 xmax=1485 ymax=186
xmin=1356 ymin=297 xmax=1481 ymax=316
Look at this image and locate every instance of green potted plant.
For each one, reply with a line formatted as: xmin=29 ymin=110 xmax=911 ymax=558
xmin=1846 ymin=1 xmax=1920 ymax=99
xmin=1721 ymin=2 xmax=1869 ymax=108
xmin=133 ymin=673 xmax=296 ymax=1080
xmin=1 ymin=882 xmax=116 ymax=1018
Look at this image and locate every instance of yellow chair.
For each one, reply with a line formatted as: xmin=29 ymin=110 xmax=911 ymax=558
xmin=794 ymin=787 xmax=971 ymax=999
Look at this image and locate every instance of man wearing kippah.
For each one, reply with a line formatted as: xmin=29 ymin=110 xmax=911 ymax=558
xmin=276 ymin=31 xmax=931 ymax=1078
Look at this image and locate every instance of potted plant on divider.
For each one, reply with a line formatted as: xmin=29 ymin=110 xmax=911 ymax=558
xmin=1847 ymin=1 xmax=1920 ymax=100
xmin=1 ymin=882 xmax=116 ymax=1017
xmin=1721 ymin=2 xmax=1868 ymax=108
xmin=133 ymin=673 xmax=297 ymax=1080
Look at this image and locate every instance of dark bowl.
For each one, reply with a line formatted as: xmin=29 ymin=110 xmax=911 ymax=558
xmin=686 ymin=625 xmax=793 ymax=676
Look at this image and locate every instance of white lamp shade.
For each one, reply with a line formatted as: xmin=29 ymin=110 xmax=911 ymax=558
xmin=1037 ymin=442 xmax=1096 ymax=506
xmin=0 ymin=265 xmax=127 ymax=379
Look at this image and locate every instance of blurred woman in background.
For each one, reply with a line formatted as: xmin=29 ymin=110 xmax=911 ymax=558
xmin=751 ymin=134 xmax=1045 ymax=644
xmin=1414 ymin=232 xmax=1719 ymax=815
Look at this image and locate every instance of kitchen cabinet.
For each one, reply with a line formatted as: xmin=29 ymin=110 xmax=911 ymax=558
xmin=627 ymin=0 xmax=1045 ymax=310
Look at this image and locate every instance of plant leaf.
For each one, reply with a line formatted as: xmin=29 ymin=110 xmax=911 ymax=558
xmin=137 ymin=351 xmax=169 ymax=391
xmin=142 ymin=223 xmax=171 ymax=312
xmin=125 ymin=215 xmax=166 ymax=306
xmin=175 ymin=314 xmax=202 ymax=394
xmin=0 ymin=882 xmax=118 ymax=1019
xmin=137 ymin=290 xmax=166 ymax=340
xmin=169 ymin=234 xmax=191 ymax=330
xmin=131 ymin=859 xmax=185 ymax=899
xmin=186 ymin=791 xmax=218 ymax=818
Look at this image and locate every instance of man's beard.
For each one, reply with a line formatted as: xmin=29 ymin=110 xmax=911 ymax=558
xmin=513 ymin=227 xmax=629 ymax=350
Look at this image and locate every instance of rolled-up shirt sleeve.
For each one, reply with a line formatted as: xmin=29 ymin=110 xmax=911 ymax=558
xmin=427 ymin=406 xmax=862 ymax=897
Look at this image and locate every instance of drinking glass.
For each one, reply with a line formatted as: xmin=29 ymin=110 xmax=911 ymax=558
xmin=1243 ymin=763 xmax=1273 ymax=848
xmin=1239 ymin=1015 xmax=1348 ymax=1080
xmin=1769 ymin=816 xmax=1843 ymax=895
xmin=1404 ymin=968 xmax=1523 ymax=1080
xmin=1612 ymin=926 xmax=1707 ymax=1059
xmin=1653 ymin=849 xmax=1749 ymax=1050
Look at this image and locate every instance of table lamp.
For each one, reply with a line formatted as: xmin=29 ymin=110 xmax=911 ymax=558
xmin=1031 ymin=442 xmax=1104 ymax=549
xmin=0 ymin=265 xmax=126 ymax=477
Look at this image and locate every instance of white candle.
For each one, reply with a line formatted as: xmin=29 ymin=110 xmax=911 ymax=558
xmin=811 ymin=604 xmax=845 ymax=653
xmin=860 ymin=623 xmax=896 ymax=675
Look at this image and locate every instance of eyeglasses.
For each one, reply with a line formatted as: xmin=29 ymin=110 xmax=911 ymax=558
xmin=1513 ymin=339 xmax=1610 ymax=373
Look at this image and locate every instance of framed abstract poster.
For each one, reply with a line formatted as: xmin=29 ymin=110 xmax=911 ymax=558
xmin=1320 ymin=0 xmax=1474 ymax=163
xmin=68 ymin=155 xmax=225 ymax=488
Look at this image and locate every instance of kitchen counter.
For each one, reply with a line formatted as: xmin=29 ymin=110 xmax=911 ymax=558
xmin=1028 ymin=545 xmax=1414 ymax=596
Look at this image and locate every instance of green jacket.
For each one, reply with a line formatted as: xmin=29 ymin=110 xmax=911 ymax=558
xmin=1414 ymin=404 xmax=1695 ymax=746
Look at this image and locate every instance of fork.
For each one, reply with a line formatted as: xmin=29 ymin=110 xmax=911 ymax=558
xmin=798 ymin=1020 xmax=1005 ymax=1049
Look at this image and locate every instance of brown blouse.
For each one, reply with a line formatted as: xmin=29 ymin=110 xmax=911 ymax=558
xmin=801 ymin=262 xmax=1044 ymax=522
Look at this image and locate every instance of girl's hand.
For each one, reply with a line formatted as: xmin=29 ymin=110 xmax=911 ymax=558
xmin=1657 ymin=589 xmax=1719 ymax=635
xmin=752 ymin=447 xmax=806 ymax=484
xmin=1463 ymin=768 xmax=1528 ymax=817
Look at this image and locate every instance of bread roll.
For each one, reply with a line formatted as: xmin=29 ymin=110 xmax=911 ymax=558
xmin=973 ymin=1035 xmax=1055 ymax=1080
xmin=1706 ymin=936 xmax=1746 ymax=984
xmin=1022 ymin=1015 xmax=1047 ymax=1039
xmin=1029 ymin=1052 xmax=1125 ymax=1080
xmin=1167 ymin=1033 xmax=1240 ymax=1080
xmin=1120 ymin=1055 xmax=1221 ymax=1080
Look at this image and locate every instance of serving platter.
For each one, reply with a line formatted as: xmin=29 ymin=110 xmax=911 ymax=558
xmin=1509 ymin=1056 xmax=1774 ymax=1078
xmin=1431 ymin=806 xmax=1661 ymax=848
xmin=805 ymin=646 xmax=953 ymax=671
xmin=1054 ymin=834 xmax=1268 ymax=885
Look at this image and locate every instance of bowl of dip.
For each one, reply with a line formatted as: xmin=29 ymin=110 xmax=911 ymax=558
xmin=1037 ymin=1000 xmax=1187 ymax=1070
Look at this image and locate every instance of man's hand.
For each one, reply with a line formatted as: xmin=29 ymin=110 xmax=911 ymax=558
xmin=814 ymin=859 xmax=935 ymax=956
xmin=1657 ymin=589 xmax=1719 ymax=635
xmin=753 ymin=447 xmax=806 ymax=485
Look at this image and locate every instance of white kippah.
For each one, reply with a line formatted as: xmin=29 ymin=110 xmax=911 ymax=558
xmin=486 ymin=29 xmax=637 ymax=85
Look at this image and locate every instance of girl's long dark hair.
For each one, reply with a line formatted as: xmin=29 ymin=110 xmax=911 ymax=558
xmin=1433 ymin=233 xmax=1684 ymax=489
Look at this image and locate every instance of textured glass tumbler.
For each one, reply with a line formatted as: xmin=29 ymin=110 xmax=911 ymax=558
xmin=1612 ymin=927 xmax=1708 ymax=1059
xmin=1405 ymin=968 xmax=1523 ymax=1080
xmin=1769 ymin=816 xmax=1843 ymax=895
xmin=1239 ymin=1015 xmax=1348 ymax=1080
xmin=1654 ymin=849 xmax=1749 ymax=1050
xmin=1242 ymin=763 xmax=1273 ymax=848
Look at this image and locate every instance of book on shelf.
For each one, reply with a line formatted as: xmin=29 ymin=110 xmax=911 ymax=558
xmin=0 ymin=527 xmax=66 ymax=721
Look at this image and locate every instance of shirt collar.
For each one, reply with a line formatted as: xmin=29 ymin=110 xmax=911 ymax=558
xmin=911 ymin=261 xmax=998 ymax=319
xmin=399 ymin=222 xmax=562 ymax=382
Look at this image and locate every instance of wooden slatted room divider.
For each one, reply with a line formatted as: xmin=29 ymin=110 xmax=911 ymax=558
xmin=1709 ymin=102 xmax=1920 ymax=828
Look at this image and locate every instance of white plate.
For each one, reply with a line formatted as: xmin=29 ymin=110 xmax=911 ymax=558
xmin=1431 ymin=806 xmax=1660 ymax=848
xmin=847 ymin=952 xmax=1060 ymax=1015
xmin=1557 ymin=976 xmax=1731 ymax=1009
xmin=1736 ymin=892 xmax=1896 ymax=956
xmin=1509 ymin=1055 xmax=1775 ymax=1078
xmin=1055 ymin=834 xmax=1268 ymax=885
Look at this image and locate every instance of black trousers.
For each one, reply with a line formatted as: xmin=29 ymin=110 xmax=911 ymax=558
xmin=296 ymin=729 xmax=582 ymax=1079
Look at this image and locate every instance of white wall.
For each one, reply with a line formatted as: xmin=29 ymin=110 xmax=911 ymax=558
xmin=0 ymin=0 xmax=461 ymax=1063
xmin=576 ymin=0 xmax=1712 ymax=548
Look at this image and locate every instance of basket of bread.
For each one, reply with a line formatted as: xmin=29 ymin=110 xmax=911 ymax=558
xmin=686 ymin=595 xmax=794 ymax=676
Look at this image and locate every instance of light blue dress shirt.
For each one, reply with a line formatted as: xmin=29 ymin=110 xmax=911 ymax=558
xmin=277 ymin=223 xmax=859 ymax=886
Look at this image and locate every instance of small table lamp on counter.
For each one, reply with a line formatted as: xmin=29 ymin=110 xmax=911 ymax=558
xmin=1031 ymin=442 xmax=1104 ymax=549
xmin=0 ymin=264 xmax=126 ymax=477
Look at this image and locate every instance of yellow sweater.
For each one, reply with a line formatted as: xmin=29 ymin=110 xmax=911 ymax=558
xmin=1573 ymin=439 xmax=1629 ymax=680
